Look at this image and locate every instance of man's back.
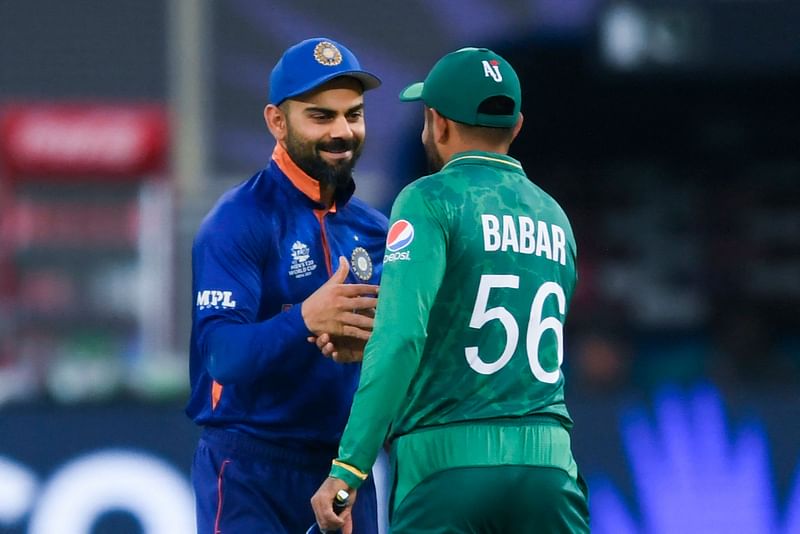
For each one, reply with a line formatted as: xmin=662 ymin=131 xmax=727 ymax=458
xmin=335 ymin=150 xmax=587 ymax=527
xmin=381 ymin=150 xmax=578 ymax=438
xmin=315 ymin=45 xmax=589 ymax=534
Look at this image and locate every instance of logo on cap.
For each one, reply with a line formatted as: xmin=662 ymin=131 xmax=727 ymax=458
xmin=314 ymin=41 xmax=343 ymax=66
xmin=386 ymin=220 xmax=415 ymax=252
xmin=482 ymin=59 xmax=503 ymax=82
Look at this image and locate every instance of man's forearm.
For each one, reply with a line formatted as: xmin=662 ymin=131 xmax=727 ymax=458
xmin=204 ymin=304 xmax=310 ymax=384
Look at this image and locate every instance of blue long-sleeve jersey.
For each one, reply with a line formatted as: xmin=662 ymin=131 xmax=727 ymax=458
xmin=186 ymin=145 xmax=387 ymax=448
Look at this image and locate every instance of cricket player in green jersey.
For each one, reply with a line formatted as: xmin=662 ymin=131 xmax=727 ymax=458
xmin=311 ymin=47 xmax=590 ymax=533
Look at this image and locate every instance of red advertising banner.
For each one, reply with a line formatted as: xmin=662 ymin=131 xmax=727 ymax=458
xmin=0 ymin=104 xmax=168 ymax=180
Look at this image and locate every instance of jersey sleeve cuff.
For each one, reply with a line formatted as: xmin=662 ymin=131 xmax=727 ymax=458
xmin=329 ymin=460 xmax=368 ymax=489
xmin=283 ymin=302 xmax=312 ymax=337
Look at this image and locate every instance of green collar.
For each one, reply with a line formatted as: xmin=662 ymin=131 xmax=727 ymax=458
xmin=442 ymin=150 xmax=523 ymax=172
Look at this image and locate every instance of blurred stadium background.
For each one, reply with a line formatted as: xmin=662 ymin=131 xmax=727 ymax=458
xmin=0 ymin=1 xmax=798 ymax=533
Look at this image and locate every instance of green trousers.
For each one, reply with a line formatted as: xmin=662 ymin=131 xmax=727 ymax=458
xmin=390 ymin=465 xmax=590 ymax=534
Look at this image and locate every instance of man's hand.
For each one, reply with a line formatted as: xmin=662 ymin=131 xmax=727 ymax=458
xmin=308 ymin=333 xmax=367 ymax=363
xmin=311 ymin=477 xmax=358 ymax=534
xmin=302 ymin=257 xmax=378 ymax=340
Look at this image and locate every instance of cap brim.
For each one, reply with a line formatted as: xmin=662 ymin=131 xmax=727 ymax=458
xmin=281 ymin=70 xmax=381 ymax=103
xmin=345 ymin=71 xmax=381 ymax=91
xmin=399 ymin=82 xmax=424 ymax=102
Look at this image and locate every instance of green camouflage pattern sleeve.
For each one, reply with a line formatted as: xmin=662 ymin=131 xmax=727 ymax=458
xmin=331 ymin=180 xmax=447 ymax=486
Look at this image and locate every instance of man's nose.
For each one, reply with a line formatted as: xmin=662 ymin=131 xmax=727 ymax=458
xmin=329 ymin=115 xmax=354 ymax=139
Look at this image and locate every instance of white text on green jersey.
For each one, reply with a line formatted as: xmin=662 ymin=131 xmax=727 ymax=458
xmin=481 ymin=214 xmax=567 ymax=265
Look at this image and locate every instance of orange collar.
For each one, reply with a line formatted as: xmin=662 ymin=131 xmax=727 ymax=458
xmin=272 ymin=144 xmax=336 ymax=213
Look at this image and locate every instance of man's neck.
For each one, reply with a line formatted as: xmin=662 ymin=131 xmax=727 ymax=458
xmin=441 ymin=143 xmax=509 ymax=166
xmin=319 ymin=183 xmax=336 ymax=209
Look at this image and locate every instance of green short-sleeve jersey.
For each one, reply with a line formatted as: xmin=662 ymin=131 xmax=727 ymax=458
xmin=331 ymin=150 xmax=578 ymax=487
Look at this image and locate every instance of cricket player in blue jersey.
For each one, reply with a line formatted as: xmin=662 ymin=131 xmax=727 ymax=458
xmin=186 ymin=38 xmax=386 ymax=534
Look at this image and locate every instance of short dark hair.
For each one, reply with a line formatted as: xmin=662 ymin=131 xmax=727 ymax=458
xmin=454 ymin=96 xmax=516 ymax=145
xmin=428 ymin=101 xmax=517 ymax=146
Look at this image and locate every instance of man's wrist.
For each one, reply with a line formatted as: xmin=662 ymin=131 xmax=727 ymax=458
xmin=287 ymin=302 xmax=313 ymax=336
xmin=330 ymin=459 xmax=368 ymax=489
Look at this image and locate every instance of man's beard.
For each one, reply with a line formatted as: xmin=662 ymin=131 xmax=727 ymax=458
xmin=285 ymin=127 xmax=363 ymax=189
xmin=423 ymin=128 xmax=444 ymax=173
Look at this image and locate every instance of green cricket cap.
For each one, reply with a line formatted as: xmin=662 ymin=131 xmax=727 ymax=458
xmin=399 ymin=47 xmax=521 ymax=128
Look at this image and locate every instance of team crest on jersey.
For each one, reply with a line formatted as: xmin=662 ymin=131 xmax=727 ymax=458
xmin=386 ymin=220 xmax=414 ymax=252
xmin=314 ymin=41 xmax=343 ymax=66
xmin=289 ymin=240 xmax=317 ymax=278
xmin=350 ymin=247 xmax=373 ymax=281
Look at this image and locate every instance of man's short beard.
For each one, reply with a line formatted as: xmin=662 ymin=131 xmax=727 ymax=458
xmin=423 ymin=128 xmax=444 ymax=174
xmin=285 ymin=125 xmax=363 ymax=189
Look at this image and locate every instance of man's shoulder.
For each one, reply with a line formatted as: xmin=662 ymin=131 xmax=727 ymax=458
xmin=525 ymin=181 xmax=572 ymax=225
xmin=397 ymin=172 xmax=441 ymax=197
xmin=214 ymin=165 xmax=297 ymax=214
xmin=343 ymin=196 xmax=389 ymax=228
xmin=394 ymin=171 xmax=459 ymax=210
xmin=195 ymin=169 xmax=280 ymax=243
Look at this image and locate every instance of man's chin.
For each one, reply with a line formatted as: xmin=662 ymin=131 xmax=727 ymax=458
xmin=324 ymin=162 xmax=352 ymax=177
xmin=423 ymin=141 xmax=443 ymax=173
xmin=317 ymin=165 xmax=354 ymax=189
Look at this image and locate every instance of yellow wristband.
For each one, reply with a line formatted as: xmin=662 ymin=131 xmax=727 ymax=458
xmin=332 ymin=460 xmax=368 ymax=481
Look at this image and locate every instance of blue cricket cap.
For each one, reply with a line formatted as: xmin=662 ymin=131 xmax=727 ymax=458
xmin=269 ymin=38 xmax=381 ymax=105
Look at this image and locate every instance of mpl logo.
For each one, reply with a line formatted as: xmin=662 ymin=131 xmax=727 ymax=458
xmin=196 ymin=290 xmax=237 ymax=310
xmin=386 ymin=220 xmax=414 ymax=252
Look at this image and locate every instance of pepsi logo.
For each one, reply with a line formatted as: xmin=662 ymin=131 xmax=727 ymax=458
xmin=386 ymin=220 xmax=415 ymax=252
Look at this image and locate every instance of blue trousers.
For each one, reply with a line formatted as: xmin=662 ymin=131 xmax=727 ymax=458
xmin=192 ymin=427 xmax=378 ymax=534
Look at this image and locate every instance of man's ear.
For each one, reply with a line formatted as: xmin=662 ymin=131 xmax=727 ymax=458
xmin=431 ymin=108 xmax=450 ymax=144
xmin=264 ymin=103 xmax=287 ymax=142
xmin=511 ymin=112 xmax=524 ymax=142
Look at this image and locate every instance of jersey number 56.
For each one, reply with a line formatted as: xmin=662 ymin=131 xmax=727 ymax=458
xmin=465 ymin=275 xmax=566 ymax=383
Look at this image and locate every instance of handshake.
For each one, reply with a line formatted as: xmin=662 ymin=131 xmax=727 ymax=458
xmin=301 ymin=256 xmax=378 ymax=363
